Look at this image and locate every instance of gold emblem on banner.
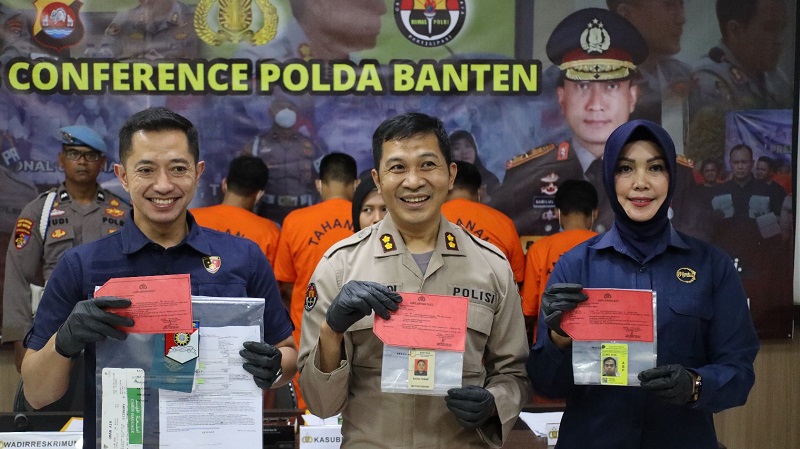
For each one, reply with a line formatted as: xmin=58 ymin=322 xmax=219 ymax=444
xmin=194 ymin=0 xmax=278 ymax=46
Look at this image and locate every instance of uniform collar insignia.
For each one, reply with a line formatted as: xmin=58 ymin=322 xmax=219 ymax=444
xmin=97 ymin=190 xmax=105 ymax=201
xmin=380 ymin=234 xmax=396 ymax=252
xmin=445 ymin=232 xmax=459 ymax=251
xmin=59 ymin=190 xmax=70 ymax=201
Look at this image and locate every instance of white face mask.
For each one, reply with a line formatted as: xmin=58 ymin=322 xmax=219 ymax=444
xmin=274 ymin=108 xmax=297 ymax=129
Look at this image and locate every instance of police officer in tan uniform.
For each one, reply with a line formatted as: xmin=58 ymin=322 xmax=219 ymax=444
xmin=2 ymin=126 xmax=130 ymax=372
xmin=297 ymin=113 xmax=528 ymax=448
xmin=493 ymin=8 xmax=707 ymax=240
xmin=244 ymin=98 xmax=319 ymax=224
xmin=97 ymin=0 xmax=199 ymax=59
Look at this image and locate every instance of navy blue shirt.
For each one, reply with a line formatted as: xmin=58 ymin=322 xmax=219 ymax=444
xmin=27 ymin=212 xmax=292 ymax=449
xmin=527 ymin=224 xmax=759 ymax=449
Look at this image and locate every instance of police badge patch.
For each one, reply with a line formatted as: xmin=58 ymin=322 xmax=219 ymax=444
xmin=14 ymin=218 xmax=33 ymax=249
xmin=305 ymin=283 xmax=318 ymax=311
xmin=202 ymin=256 xmax=221 ymax=274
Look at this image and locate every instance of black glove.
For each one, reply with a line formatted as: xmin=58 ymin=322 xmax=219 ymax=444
xmin=638 ymin=364 xmax=695 ymax=405
xmin=541 ymin=283 xmax=587 ymax=337
xmin=325 ymin=280 xmax=402 ymax=333
xmin=241 ymin=341 xmax=283 ymax=390
xmin=54 ymin=297 xmax=134 ymax=358
xmin=445 ymin=386 xmax=496 ymax=429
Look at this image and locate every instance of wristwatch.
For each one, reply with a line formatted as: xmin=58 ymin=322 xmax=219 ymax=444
xmin=689 ymin=370 xmax=702 ymax=403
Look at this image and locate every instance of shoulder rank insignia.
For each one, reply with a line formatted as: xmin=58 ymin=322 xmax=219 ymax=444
xmin=506 ymin=143 xmax=556 ymax=169
xmin=305 ymin=283 xmax=318 ymax=311
xmin=676 ymin=154 xmax=694 ymax=168
xmin=557 ymin=141 xmax=570 ymax=161
xmin=445 ymin=232 xmax=459 ymax=251
xmin=380 ymin=234 xmax=396 ymax=252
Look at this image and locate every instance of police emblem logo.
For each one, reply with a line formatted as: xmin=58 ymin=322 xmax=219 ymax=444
xmin=194 ymin=0 xmax=279 ymax=46
xmin=32 ymin=0 xmax=84 ymax=51
xmin=202 ymin=256 xmax=221 ymax=274
xmin=305 ymin=283 xmax=318 ymax=311
xmin=14 ymin=218 xmax=33 ymax=250
xmin=381 ymin=234 xmax=396 ymax=252
xmin=51 ymin=228 xmax=66 ymax=239
xmin=444 ymin=232 xmax=458 ymax=250
xmin=580 ymin=18 xmax=611 ymax=54
xmin=394 ymin=0 xmax=466 ymax=47
xmin=105 ymin=208 xmax=125 ymax=218
xmin=110 ymin=199 xmax=120 ymax=207
xmin=676 ymin=267 xmax=696 ymax=283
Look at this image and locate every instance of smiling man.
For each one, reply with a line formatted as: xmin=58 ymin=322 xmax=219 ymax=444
xmin=20 ymin=107 xmax=296 ymax=449
xmin=297 ymin=112 xmax=529 ymax=448
xmin=493 ymin=8 xmax=645 ymax=236
xmin=3 ymin=126 xmax=129 ymax=375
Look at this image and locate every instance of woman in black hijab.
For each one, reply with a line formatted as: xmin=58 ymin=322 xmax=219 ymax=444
xmin=351 ymin=173 xmax=387 ymax=232
xmin=527 ymin=120 xmax=759 ymax=448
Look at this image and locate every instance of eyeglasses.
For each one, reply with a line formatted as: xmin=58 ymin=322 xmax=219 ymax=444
xmin=63 ymin=149 xmax=103 ymax=162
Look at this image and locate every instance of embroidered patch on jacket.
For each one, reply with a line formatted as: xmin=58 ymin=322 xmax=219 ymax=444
xmin=110 ymin=199 xmax=120 ymax=207
xmin=305 ymin=283 xmax=318 ymax=311
xmin=380 ymin=234 xmax=396 ymax=252
xmin=445 ymin=232 xmax=458 ymax=250
xmin=51 ymin=228 xmax=66 ymax=239
xmin=676 ymin=267 xmax=696 ymax=283
xmin=202 ymin=256 xmax=221 ymax=274
xmin=14 ymin=218 xmax=33 ymax=249
xmin=105 ymin=207 xmax=125 ymax=218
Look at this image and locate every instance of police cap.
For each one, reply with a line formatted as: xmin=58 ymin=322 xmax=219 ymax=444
xmin=59 ymin=125 xmax=107 ymax=154
xmin=546 ymin=8 xmax=648 ymax=82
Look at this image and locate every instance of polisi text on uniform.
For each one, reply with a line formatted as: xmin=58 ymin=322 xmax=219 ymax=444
xmin=452 ymin=286 xmax=496 ymax=304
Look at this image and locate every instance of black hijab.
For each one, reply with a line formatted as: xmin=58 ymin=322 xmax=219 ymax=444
xmin=352 ymin=174 xmax=378 ymax=232
xmin=602 ymin=120 xmax=677 ymax=259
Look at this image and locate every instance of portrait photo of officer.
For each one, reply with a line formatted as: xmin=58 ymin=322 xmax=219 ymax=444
xmin=493 ymin=8 xmax=707 ymax=240
xmin=3 ymin=126 xmax=130 ymax=375
xmin=492 ymin=8 xmax=645 ymax=236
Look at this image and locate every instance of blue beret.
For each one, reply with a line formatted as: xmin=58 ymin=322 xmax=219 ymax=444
xmin=60 ymin=126 xmax=107 ymax=153
xmin=546 ymin=8 xmax=648 ymax=82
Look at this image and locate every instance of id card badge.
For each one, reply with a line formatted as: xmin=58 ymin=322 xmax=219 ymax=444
xmin=600 ymin=343 xmax=628 ymax=386
xmin=101 ymin=367 xmax=144 ymax=449
xmin=408 ymin=349 xmax=435 ymax=390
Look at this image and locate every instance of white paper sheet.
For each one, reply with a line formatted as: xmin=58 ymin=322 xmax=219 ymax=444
xmin=158 ymin=325 xmax=262 ymax=449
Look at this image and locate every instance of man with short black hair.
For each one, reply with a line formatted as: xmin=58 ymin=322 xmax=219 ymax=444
xmin=298 ymin=112 xmax=528 ymax=447
xmin=274 ymin=151 xmax=358 ymax=409
xmin=521 ymin=179 xmax=598 ymax=343
xmin=20 ymin=107 xmax=296 ymax=449
xmin=191 ymin=155 xmax=281 ymax=265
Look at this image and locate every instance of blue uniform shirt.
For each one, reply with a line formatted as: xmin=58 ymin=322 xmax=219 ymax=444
xmin=26 ymin=212 xmax=292 ymax=449
xmin=527 ymin=224 xmax=759 ymax=449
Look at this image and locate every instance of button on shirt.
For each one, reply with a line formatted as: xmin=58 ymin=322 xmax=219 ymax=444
xmin=26 ymin=212 xmax=292 ymax=449
xmin=527 ymin=225 xmax=759 ymax=449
